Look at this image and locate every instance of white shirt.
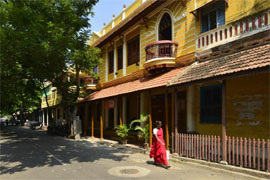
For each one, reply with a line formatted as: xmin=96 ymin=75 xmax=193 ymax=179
xmin=153 ymin=128 xmax=158 ymax=135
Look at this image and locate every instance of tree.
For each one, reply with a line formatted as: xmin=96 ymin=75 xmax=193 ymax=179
xmin=0 ymin=0 xmax=101 ymax=129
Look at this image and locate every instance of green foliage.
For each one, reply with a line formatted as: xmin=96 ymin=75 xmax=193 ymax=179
xmin=0 ymin=0 xmax=100 ymax=117
xmin=114 ymin=124 xmax=130 ymax=140
xmin=130 ymin=113 xmax=149 ymax=143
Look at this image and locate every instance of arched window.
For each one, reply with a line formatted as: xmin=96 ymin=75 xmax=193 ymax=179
xmin=159 ymin=13 xmax=172 ymax=40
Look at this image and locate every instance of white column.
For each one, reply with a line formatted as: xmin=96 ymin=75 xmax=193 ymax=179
xmin=123 ymin=35 xmax=127 ymax=76
xmin=122 ymin=7 xmax=126 ymax=20
xmin=105 ymin=47 xmax=108 ymax=82
xmin=114 ymin=98 xmax=118 ymax=127
xmin=46 ymin=109 xmax=49 ymax=126
xmin=114 ymin=41 xmax=117 ymax=79
xmin=187 ymin=86 xmax=195 ymax=132
xmin=122 ymin=96 xmax=127 ymax=124
xmin=42 ymin=110 xmax=45 ymax=126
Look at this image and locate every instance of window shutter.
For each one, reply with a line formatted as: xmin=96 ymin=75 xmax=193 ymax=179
xmin=117 ymin=46 xmax=123 ymax=70
xmin=217 ymin=5 xmax=225 ymax=27
xmin=109 ymin=51 xmax=114 ymax=74
xmin=201 ymin=14 xmax=209 ymax=33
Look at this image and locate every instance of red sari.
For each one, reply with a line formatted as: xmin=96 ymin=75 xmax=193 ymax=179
xmin=149 ymin=128 xmax=168 ymax=166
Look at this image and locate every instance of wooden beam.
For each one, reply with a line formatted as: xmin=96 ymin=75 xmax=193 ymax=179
xmin=84 ymin=102 xmax=89 ymax=136
xmin=174 ymin=88 xmax=178 ymax=134
xmin=100 ymin=100 xmax=104 ymax=139
xmin=149 ymin=91 xmax=152 ymax=146
xmin=221 ymin=80 xmax=227 ymax=163
xmin=119 ymin=97 xmax=123 ymax=125
xmin=91 ymin=103 xmax=94 ymax=137
xmin=165 ymin=90 xmax=169 ymax=150
xmin=172 ymin=89 xmax=175 ymax=134
xmin=118 ymin=35 xmax=124 ymax=44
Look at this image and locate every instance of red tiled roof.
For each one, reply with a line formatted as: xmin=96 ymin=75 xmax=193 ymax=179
xmin=168 ymin=43 xmax=270 ymax=86
xmin=86 ymin=66 xmax=188 ymax=101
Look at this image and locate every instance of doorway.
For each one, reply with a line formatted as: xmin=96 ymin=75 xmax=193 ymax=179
xmin=177 ymin=91 xmax=187 ymax=133
xmin=159 ymin=13 xmax=172 ymax=41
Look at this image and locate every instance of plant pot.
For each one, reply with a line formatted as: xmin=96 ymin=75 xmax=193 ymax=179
xmin=143 ymin=143 xmax=149 ymax=149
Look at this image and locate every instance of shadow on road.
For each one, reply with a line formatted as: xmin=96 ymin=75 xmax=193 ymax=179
xmin=0 ymin=126 xmax=128 ymax=175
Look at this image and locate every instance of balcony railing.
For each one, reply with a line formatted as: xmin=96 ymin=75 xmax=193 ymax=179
xmin=83 ymin=76 xmax=98 ymax=90
xmin=196 ymin=11 xmax=270 ymax=52
xmin=145 ymin=40 xmax=178 ymax=61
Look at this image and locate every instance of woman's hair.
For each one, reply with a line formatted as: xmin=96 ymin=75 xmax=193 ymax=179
xmin=155 ymin=121 xmax=162 ymax=126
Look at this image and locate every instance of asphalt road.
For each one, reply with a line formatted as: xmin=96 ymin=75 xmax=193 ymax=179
xmin=0 ymin=126 xmax=262 ymax=180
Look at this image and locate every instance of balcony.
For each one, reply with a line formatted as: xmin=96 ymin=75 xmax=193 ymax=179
xmin=144 ymin=40 xmax=178 ymax=73
xmin=196 ymin=11 xmax=270 ymax=54
xmin=83 ymin=76 xmax=98 ymax=90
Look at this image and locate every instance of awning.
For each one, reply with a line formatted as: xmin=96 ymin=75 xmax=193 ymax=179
xmin=190 ymin=0 xmax=228 ymax=18
xmin=167 ymin=43 xmax=270 ymax=87
xmin=85 ymin=66 xmax=188 ymax=101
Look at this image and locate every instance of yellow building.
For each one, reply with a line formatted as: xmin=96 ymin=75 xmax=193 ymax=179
xmin=41 ymin=83 xmax=64 ymax=127
xmin=80 ymin=0 xmax=269 ymax=170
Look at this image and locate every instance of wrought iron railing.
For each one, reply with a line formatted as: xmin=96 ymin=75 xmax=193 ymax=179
xmin=145 ymin=40 xmax=178 ymax=61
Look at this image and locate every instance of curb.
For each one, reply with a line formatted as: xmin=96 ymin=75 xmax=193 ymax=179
xmin=170 ymin=154 xmax=270 ymax=180
xmin=85 ymin=138 xmax=269 ymax=180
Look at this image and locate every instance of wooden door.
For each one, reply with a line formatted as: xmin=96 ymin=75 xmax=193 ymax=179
xmin=151 ymin=94 xmax=166 ymax=126
xmin=177 ymin=91 xmax=186 ymax=133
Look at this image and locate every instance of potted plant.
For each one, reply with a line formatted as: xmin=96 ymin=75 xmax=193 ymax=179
xmin=130 ymin=113 xmax=150 ymax=148
xmin=114 ymin=124 xmax=129 ymax=144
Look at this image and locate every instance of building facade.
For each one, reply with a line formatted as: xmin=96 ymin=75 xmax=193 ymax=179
xmin=40 ymin=84 xmax=63 ymax=128
xmin=83 ymin=0 xmax=269 ymax=146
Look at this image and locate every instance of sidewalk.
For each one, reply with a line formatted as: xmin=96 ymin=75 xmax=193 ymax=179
xmin=80 ymin=136 xmax=270 ymax=180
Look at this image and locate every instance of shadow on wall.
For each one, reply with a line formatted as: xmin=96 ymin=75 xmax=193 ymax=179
xmin=0 ymin=126 xmax=128 ymax=175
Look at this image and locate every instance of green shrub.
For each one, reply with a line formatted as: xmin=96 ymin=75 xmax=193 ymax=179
xmin=130 ymin=113 xmax=149 ymax=143
xmin=114 ymin=124 xmax=130 ymax=140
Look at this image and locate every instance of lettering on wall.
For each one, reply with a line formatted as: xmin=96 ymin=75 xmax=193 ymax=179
xmin=233 ymin=100 xmax=263 ymax=126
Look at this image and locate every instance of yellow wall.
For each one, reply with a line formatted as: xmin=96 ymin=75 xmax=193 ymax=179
xmin=98 ymin=49 xmax=106 ymax=84
xmin=194 ymin=72 xmax=269 ymax=140
xmin=194 ymin=81 xmax=222 ymax=136
xmin=226 ymin=72 xmax=269 ymax=139
xmin=226 ymin=0 xmax=270 ymax=23
xmin=95 ymin=0 xmax=197 ymax=84
xmin=41 ymin=91 xmax=61 ymax=109
xmin=196 ymin=0 xmax=270 ymax=33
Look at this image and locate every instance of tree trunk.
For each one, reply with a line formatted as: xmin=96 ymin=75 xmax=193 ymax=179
xmin=42 ymin=82 xmax=52 ymax=125
xmin=68 ymin=64 xmax=80 ymax=137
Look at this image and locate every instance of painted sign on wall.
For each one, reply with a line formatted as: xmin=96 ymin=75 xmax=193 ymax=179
xmin=104 ymin=99 xmax=115 ymax=109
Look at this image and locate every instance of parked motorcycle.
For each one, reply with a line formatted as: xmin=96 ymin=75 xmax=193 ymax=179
xmin=30 ymin=121 xmax=42 ymax=130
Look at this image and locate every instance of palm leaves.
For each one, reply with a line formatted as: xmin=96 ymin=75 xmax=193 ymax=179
xmin=114 ymin=113 xmax=150 ymax=144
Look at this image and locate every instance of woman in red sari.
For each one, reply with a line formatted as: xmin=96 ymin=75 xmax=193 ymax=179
xmin=150 ymin=121 xmax=170 ymax=169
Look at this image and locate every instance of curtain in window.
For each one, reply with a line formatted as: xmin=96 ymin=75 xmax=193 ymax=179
xmin=217 ymin=5 xmax=225 ymax=27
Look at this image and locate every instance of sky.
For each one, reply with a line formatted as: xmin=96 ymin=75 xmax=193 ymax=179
xmin=89 ymin=0 xmax=134 ymax=33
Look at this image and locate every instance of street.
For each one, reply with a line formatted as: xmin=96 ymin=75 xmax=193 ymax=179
xmin=0 ymin=127 xmax=261 ymax=180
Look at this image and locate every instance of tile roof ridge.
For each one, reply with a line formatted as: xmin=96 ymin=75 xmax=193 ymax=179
xmin=199 ymin=39 xmax=270 ymax=62
xmin=167 ymin=62 xmax=198 ymax=86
